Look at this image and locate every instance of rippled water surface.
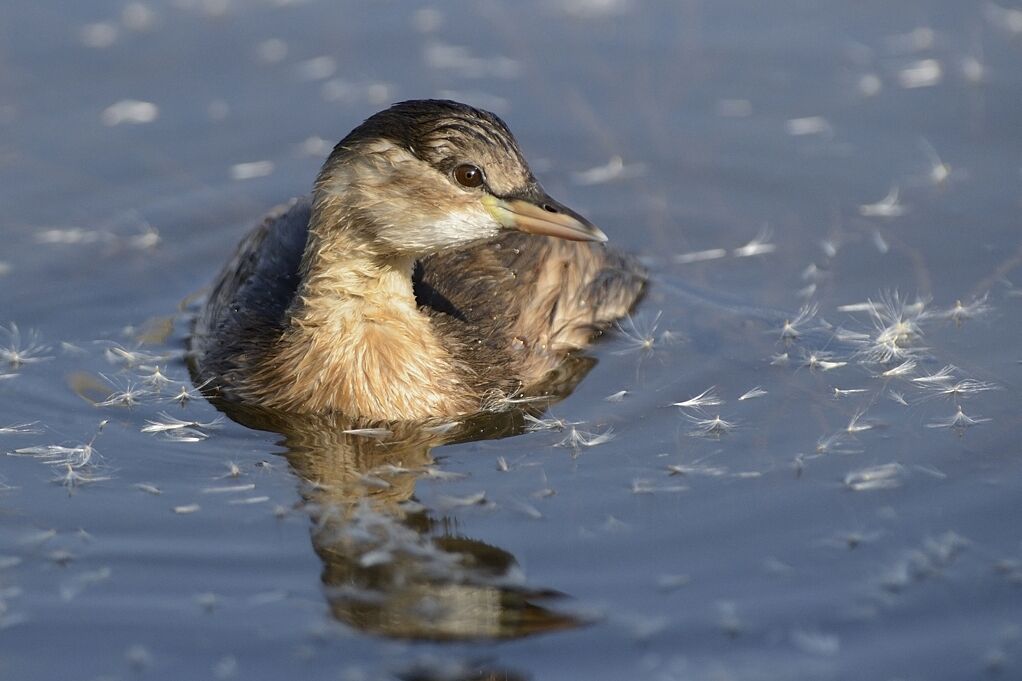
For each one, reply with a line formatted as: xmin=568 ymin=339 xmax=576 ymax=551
xmin=2 ymin=1 xmax=1022 ymax=679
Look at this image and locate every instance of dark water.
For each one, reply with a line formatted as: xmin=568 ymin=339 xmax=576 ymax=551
xmin=2 ymin=1 xmax=1022 ymax=679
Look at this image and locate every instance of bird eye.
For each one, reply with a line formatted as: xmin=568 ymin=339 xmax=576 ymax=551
xmin=454 ymin=164 xmax=484 ymax=188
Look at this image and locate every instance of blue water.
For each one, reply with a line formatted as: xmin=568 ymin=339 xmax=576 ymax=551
xmin=2 ymin=1 xmax=1021 ymax=679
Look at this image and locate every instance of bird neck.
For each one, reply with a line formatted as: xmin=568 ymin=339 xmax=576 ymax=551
xmin=247 ymin=206 xmax=476 ymax=420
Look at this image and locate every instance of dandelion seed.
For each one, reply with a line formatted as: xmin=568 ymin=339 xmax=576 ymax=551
xmin=523 ymin=414 xmax=575 ymax=432
xmin=173 ymin=504 xmax=201 ymax=514
xmin=481 ymin=391 xmax=550 ymax=411
xmin=733 ymin=226 xmax=776 ymax=257
xmin=512 ymin=500 xmax=543 ymax=519
xmin=358 ymin=473 xmax=391 ymax=490
xmin=228 ymin=496 xmax=269 ymax=505
xmin=921 ymin=378 xmax=998 ymax=401
xmin=139 ymin=365 xmax=173 ymax=390
xmin=342 ymin=427 xmax=392 ymax=440
xmin=496 ymin=456 xmax=509 ymax=472
xmin=12 ymin=441 xmax=97 ymax=468
xmin=804 ymin=351 xmax=847 ymax=372
xmin=103 ymin=344 xmax=165 ymax=367
xmin=571 ymin=155 xmax=646 ymax=186
xmin=859 ymin=186 xmax=908 ymax=217
xmin=230 ymin=160 xmax=274 ymax=181
xmin=872 ymin=230 xmax=889 ymax=254
xmin=846 ymin=409 xmax=875 ymax=433
xmin=938 ymin=295 xmax=992 ymax=325
xmin=919 ymin=137 xmax=951 ymax=185
xmin=685 ymin=414 xmax=736 ymax=438
xmin=128 ymin=225 xmax=160 ymax=250
xmin=897 ymin=58 xmax=942 ymax=89
xmin=837 ymin=302 xmax=875 ymax=313
xmin=833 ymin=387 xmax=869 ymax=398
xmin=0 ymin=422 xmax=41 ymax=435
xmin=161 ymin=428 xmax=209 ymax=442
xmin=421 ymin=466 xmax=468 ymax=482
xmin=202 ymin=484 xmax=256 ymax=494
xmin=888 ymin=390 xmax=908 ymax=405
xmin=844 ymin=463 xmax=903 ymax=491
xmin=141 ymin=412 xmax=223 ymax=434
xmin=816 ymin=432 xmax=861 ymax=455
xmin=927 ymin=405 xmax=990 ymax=429
xmin=556 ymin=426 xmax=615 ymax=449
xmin=631 ymin=478 xmax=687 ymax=494
xmin=102 ymin=99 xmax=158 ymax=126
xmin=672 ymin=248 xmax=727 ymax=264
xmin=53 ymin=464 xmax=111 ymax=489
xmin=36 ymin=227 xmax=105 ymax=245
xmin=914 ymin=464 xmax=947 ymax=479
xmin=134 ymin=483 xmax=161 ymax=495
xmin=912 ymin=364 xmax=957 ymax=385
xmin=881 ymin=359 xmax=916 ymax=378
xmin=367 ymin=464 xmax=417 ymax=479
xmin=614 ymin=311 xmax=665 ymax=355
xmin=169 ymin=381 xmax=209 ymax=405
xmin=770 ymin=352 xmax=790 ymax=366
xmin=738 ymin=386 xmax=767 ymax=401
xmin=852 ymin=292 xmax=930 ymax=364
xmin=604 ymin=390 xmax=629 ymax=402
xmin=785 ymin=116 xmax=832 ymax=137
xmin=220 ymin=462 xmax=242 ymax=478
xmin=0 ymin=324 xmax=52 ymax=367
xmin=96 ymin=377 xmax=151 ymax=408
xmin=780 ymin=304 xmax=818 ymax=341
xmin=672 ymin=387 xmax=723 ymax=411
xmin=437 ymin=491 xmax=488 ymax=508
xmin=667 ymin=462 xmax=728 ymax=477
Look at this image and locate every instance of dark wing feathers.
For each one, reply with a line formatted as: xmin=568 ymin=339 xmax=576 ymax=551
xmin=417 ymin=232 xmax=646 ymax=389
xmin=191 ymin=197 xmax=311 ymax=384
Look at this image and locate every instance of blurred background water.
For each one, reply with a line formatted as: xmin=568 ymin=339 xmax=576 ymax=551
xmin=2 ymin=1 xmax=1021 ymax=679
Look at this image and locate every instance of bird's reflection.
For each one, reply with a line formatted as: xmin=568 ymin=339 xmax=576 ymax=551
xmin=213 ymin=356 xmax=594 ymax=641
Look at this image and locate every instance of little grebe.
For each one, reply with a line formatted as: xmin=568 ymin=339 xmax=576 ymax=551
xmin=190 ymin=100 xmax=646 ymax=420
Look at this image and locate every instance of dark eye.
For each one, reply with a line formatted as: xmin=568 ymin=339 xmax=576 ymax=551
xmin=454 ymin=164 xmax=484 ymax=188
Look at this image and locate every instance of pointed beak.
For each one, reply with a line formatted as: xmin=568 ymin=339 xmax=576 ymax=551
xmin=483 ymin=192 xmax=608 ymax=243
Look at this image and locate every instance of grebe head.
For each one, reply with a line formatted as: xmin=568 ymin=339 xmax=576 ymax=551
xmin=312 ymin=99 xmax=606 ymax=258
